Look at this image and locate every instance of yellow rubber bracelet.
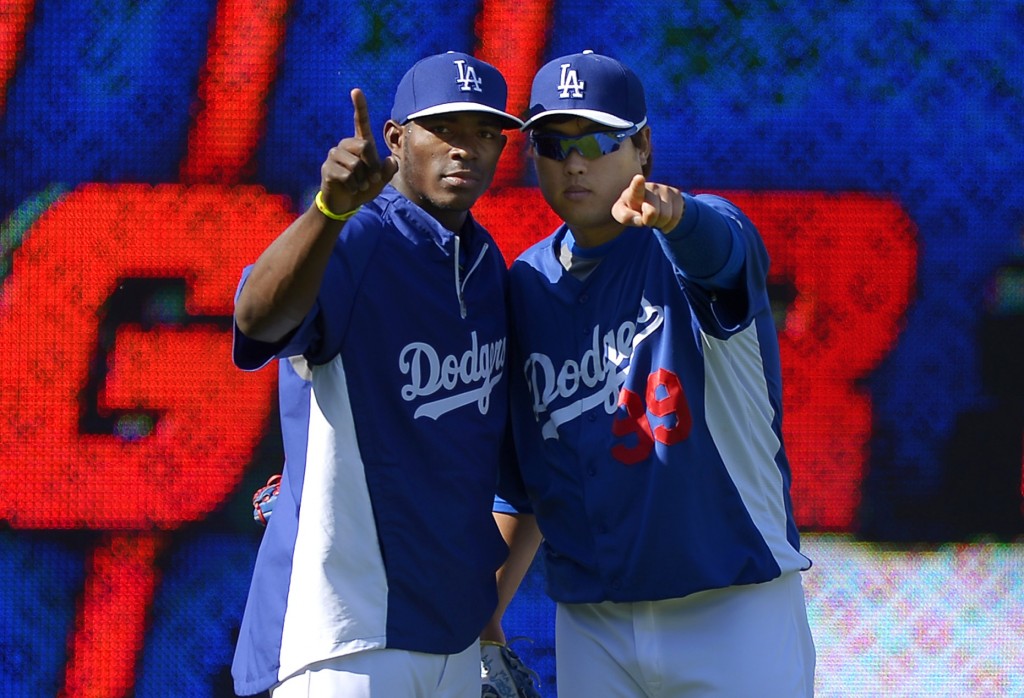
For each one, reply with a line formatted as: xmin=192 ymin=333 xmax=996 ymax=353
xmin=315 ymin=191 xmax=361 ymax=221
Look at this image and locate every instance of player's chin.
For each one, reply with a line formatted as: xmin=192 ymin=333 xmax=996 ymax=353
xmin=552 ymin=198 xmax=604 ymax=228
xmin=437 ymin=181 xmax=489 ymax=208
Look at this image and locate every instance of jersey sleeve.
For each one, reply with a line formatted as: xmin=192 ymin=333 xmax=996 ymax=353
xmin=231 ymin=265 xmax=305 ymax=371
xmin=655 ymin=193 xmax=772 ymax=334
xmin=231 ymin=210 xmax=383 ymax=370
xmin=656 ymin=193 xmax=746 ymax=285
xmin=495 ymin=414 xmax=533 ymax=513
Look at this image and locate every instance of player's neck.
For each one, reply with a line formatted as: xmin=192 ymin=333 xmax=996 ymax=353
xmin=567 ymin=220 xmax=626 ymax=249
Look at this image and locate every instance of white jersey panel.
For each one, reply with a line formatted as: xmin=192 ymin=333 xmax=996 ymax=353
xmin=702 ymin=325 xmax=810 ymax=573
xmin=278 ymin=354 xmax=388 ymax=679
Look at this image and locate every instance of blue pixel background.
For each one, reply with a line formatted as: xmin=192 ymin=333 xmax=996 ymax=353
xmin=2 ymin=0 xmax=1023 ymax=696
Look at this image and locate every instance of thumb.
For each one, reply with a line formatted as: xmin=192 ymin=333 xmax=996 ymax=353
xmin=354 ymin=155 xmax=399 ymax=209
xmin=379 ymin=155 xmax=399 ymax=184
xmin=626 ymin=174 xmax=647 ymax=205
xmin=611 ymin=174 xmax=648 ymax=227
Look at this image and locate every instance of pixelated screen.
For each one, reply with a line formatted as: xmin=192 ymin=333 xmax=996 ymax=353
xmin=1 ymin=0 xmax=1022 ymax=695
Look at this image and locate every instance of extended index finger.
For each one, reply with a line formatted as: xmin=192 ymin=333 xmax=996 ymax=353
xmin=351 ymin=88 xmax=380 ymax=165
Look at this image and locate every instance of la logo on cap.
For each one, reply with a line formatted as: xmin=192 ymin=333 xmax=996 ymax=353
xmin=454 ymin=59 xmax=483 ymax=93
xmin=556 ymin=62 xmax=585 ymax=98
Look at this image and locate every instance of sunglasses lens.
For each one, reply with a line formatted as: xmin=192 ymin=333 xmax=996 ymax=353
xmin=532 ymin=134 xmax=565 ymax=160
xmin=531 ymin=130 xmax=630 ymax=161
xmin=577 ymin=135 xmax=610 ymax=159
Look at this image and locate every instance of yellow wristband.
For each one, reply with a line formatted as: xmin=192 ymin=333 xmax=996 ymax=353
xmin=315 ymin=191 xmax=361 ymax=221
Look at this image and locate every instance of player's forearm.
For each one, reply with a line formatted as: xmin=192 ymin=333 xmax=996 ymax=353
xmin=658 ymin=193 xmax=736 ymax=281
xmin=235 ymin=205 xmax=343 ymax=342
xmin=481 ymin=512 xmax=542 ymax=643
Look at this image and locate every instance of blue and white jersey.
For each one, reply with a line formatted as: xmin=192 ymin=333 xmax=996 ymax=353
xmin=504 ymin=193 xmax=810 ymax=605
xmin=231 ymin=186 xmax=510 ymax=696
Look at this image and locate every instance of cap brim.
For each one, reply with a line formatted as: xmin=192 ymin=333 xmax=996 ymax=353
xmin=404 ymin=103 xmax=524 ymax=129
xmin=521 ymin=108 xmax=634 ymax=131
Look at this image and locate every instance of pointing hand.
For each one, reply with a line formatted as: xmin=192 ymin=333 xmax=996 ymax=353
xmin=611 ymin=174 xmax=685 ymax=235
xmin=319 ymin=88 xmax=399 ymax=217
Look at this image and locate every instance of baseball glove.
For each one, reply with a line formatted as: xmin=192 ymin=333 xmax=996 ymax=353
xmin=481 ymin=640 xmax=542 ymax=698
xmin=252 ymin=474 xmax=282 ymax=526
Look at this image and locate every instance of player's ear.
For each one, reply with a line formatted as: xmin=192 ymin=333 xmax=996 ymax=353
xmin=382 ymin=119 xmax=404 ymax=156
xmin=633 ymin=126 xmax=652 ymax=176
xmin=636 ymin=126 xmax=651 ymax=165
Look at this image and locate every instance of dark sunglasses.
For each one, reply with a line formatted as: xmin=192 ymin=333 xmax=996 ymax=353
xmin=529 ymin=123 xmax=643 ymax=161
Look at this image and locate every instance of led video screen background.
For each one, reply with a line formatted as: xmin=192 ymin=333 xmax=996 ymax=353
xmin=1 ymin=0 xmax=1022 ymax=695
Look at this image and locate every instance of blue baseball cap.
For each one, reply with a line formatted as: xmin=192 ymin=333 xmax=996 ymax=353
xmin=522 ymin=50 xmax=647 ymax=131
xmin=391 ymin=51 xmax=523 ymax=129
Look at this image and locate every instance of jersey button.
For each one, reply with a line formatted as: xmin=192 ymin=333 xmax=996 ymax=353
xmin=578 ymin=294 xmax=588 ymax=304
xmin=586 ymin=467 xmax=596 ymax=476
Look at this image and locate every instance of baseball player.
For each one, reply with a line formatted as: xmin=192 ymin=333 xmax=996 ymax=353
xmin=231 ymin=52 xmax=524 ymax=697
xmin=498 ymin=51 xmax=816 ymax=696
